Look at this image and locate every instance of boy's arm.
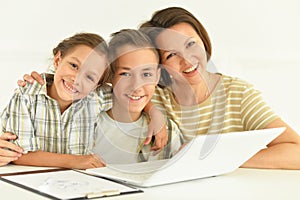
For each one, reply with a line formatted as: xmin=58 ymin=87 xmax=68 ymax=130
xmin=12 ymin=151 xmax=106 ymax=170
xmin=144 ymin=102 xmax=168 ymax=151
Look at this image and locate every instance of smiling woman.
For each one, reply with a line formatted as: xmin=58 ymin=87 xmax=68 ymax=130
xmin=139 ymin=6 xmax=300 ymax=169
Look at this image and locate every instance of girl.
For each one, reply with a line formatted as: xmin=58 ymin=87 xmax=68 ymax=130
xmin=93 ymin=29 xmax=183 ymax=164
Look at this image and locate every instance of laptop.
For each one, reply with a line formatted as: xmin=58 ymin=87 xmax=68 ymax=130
xmin=86 ymin=127 xmax=285 ymax=187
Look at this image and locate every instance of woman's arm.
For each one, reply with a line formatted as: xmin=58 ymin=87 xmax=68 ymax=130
xmin=12 ymin=151 xmax=106 ymax=170
xmin=241 ymin=118 xmax=300 ymax=169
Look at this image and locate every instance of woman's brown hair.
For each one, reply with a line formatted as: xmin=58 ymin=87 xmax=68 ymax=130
xmin=139 ymin=6 xmax=212 ymax=61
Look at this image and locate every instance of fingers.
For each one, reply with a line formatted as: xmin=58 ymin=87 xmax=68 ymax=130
xmin=17 ymin=80 xmax=26 ymax=87
xmin=144 ymin=136 xmax=152 ymax=145
xmin=19 ymin=72 xmax=44 ymax=86
xmin=0 ymin=157 xmax=18 ymax=166
xmin=91 ymin=154 xmax=106 ymax=168
xmin=23 ymin=74 xmax=35 ymax=84
xmin=0 ymin=132 xmax=17 ymax=140
xmin=150 ymin=124 xmax=168 ymax=151
xmin=0 ymin=148 xmax=22 ymax=165
xmin=150 ymin=136 xmax=167 ymax=151
xmin=0 ymin=139 xmax=23 ymax=154
xmin=31 ymin=71 xmax=45 ymax=85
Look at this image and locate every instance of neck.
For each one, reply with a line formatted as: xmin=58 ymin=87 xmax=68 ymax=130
xmin=108 ymin=102 xmax=142 ymax=123
xmin=171 ymin=72 xmax=218 ymax=106
xmin=48 ymin=85 xmax=71 ymax=114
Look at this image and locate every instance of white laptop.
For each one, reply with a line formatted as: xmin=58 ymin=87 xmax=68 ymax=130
xmin=86 ymin=127 xmax=285 ymax=187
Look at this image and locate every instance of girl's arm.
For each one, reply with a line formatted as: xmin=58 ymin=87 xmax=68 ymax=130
xmin=144 ymin=102 xmax=168 ymax=151
xmin=12 ymin=151 xmax=106 ymax=170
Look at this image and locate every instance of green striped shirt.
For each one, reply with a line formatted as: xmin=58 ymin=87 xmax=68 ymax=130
xmin=151 ymin=74 xmax=279 ymax=141
xmin=1 ymin=74 xmax=112 ymax=154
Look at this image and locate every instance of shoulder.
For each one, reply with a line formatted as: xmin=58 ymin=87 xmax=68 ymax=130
xmin=94 ymin=84 xmax=112 ymax=98
xmin=220 ymin=74 xmax=257 ymax=93
xmin=17 ymin=73 xmax=48 ymax=96
xmin=221 ymin=74 xmax=253 ymax=88
xmin=153 ymin=86 xmax=173 ymax=102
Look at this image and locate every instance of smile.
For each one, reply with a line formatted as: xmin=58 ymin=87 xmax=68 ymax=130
xmin=63 ymin=80 xmax=78 ymax=94
xmin=183 ymin=63 xmax=198 ymax=74
xmin=126 ymin=94 xmax=144 ymax=100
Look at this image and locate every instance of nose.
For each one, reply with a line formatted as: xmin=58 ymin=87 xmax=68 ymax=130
xmin=73 ymin=72 xmax=81 ymax=86
xmin=178 ymin=50 xmax=192 ymax=67
xmin=179 ymin=55 xmax=191 ymax=67
xmin=128 ymin=75 xmax=144 ymax=92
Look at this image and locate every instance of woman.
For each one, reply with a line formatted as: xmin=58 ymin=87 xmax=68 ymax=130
xmin=138 ymin=6 xmax=300 ymax=169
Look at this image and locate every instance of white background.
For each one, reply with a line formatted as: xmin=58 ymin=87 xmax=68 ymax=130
xmin=0 ymin=0 xmax=299 ymax=133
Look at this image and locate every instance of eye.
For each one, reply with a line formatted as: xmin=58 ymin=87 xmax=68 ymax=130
xmin=69 ymin=63 xmax=79 ymax=70
xmin=87 ymin=75 xmax=95 ymax=82
xmin=143 ymin=72 xmax=153 ymax=77
xmin=119 ymin=72 xmax=130 ymax=77
xmin=186 ymin=41 xmax=196 ymax=48
xmin=166 ymin=52 xmax=176 ymax=60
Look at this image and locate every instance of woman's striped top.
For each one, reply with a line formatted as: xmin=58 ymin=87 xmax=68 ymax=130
xmin=151 ymin=74 xmax=279 ymax=141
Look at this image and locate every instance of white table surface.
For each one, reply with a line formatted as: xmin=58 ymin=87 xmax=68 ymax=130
xmin=1 ymin=166 xmax=300 ymax=200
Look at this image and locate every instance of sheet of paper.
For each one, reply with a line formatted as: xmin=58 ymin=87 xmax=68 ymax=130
xmin=0 ymin=164 xmax=60 ymax=175
xmin=2 ymin=170 xmax=140 ymax=200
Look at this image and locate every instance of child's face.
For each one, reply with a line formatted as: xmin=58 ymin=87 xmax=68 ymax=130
xmin=53 ymin=45 xmax=107 ymax=102
xmin=112 ymin=48 xmax=160 ymax=115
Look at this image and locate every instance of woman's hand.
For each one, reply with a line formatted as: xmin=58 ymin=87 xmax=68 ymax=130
xmin=17 ymin=71 xmax=44 ymax=87
xmin=0 ymin=132 xmax=23 ymax=166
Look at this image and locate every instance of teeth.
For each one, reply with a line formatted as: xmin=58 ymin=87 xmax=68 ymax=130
xmin=183 ymin=64 xmax=198 ymax=73
xmin=127 ymin=95 xmax=142 ymax=100
xmin=64 ymin=81 xmax=77 ymax=93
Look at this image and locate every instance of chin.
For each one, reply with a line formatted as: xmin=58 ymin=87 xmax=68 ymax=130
xmin=129 ymin=106 xmax=145 ymax=115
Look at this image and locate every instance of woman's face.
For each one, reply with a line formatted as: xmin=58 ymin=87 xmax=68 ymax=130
xmin=155 ymin=22 xmax=207 ymax=85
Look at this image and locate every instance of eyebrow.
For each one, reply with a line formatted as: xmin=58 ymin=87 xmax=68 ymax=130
xmin=70 ymin=57 xmax=81 ymax=65
xmin=117 ymin=66 xmax=157 ymax=71
xmin=184 ymin=37 xmax=194 ymax=46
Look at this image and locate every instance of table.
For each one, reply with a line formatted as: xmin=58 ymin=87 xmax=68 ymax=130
xmin=1 ymin=166 xmax=299 ymax=200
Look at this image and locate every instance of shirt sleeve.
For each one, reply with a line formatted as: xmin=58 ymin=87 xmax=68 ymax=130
xmin=1 ymin=91 xmax=38 ymax=152
xmin=94 ymin=84 xmax=113 ymax=112
xmin=47 ymin=65 xmax=55 ymax=74
xmin=240 ymin=81 xmax=279 ymax=130
xmin=164 ymin=119 xmax=184 ymax=157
